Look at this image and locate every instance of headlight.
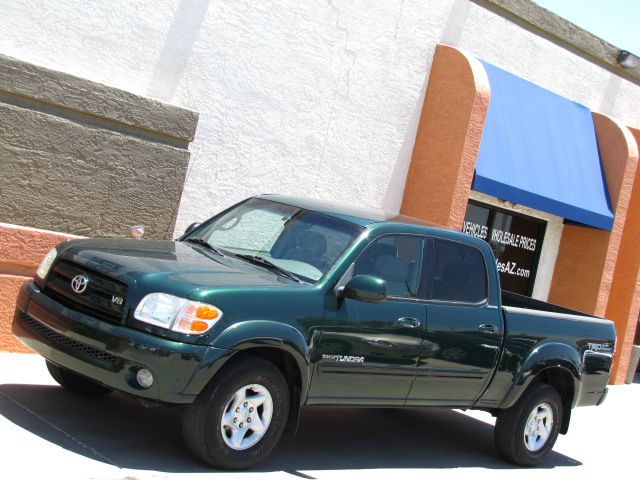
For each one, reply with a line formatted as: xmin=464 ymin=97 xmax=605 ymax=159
xmin=134 ymin=293 xmax=223 ymax=335
xmin=36 ymin=248 xmax=58 ymax=280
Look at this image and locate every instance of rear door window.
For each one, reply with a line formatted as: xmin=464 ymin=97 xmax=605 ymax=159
xmin=430 ymin=239 xmax=487 ymax=303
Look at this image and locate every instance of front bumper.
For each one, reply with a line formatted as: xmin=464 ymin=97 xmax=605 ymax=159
xmin=12 ymin=280 xmax=233 ymax=404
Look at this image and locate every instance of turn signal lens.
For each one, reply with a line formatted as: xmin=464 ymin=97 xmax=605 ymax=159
xmin=190 ymin=320 xmax=210 ymax=332
xmin=196 ymin=305 xmax=220 ymax=320
xmin=172 ymin=302 xmax=223 ymax=334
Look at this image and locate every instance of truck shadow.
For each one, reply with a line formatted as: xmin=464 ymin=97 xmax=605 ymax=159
xmin=0 ymin=384 xmax=581 ymax=474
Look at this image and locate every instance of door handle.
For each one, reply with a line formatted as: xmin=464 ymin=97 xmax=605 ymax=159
xmin=397 ymin=317 xmax=421 ymax=328
xmin=478 ymin=324 xmax=498 ymax=334
xmin=365 ymin=338 xmax=394 ymax=348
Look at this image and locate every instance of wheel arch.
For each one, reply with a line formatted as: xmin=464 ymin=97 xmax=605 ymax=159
xmin=499 ymin=342 xmax=581 ymax=416
xmin=203 ymin=320 xmax=312 ymax=434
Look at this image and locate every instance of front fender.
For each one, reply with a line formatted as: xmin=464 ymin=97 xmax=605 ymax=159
xmin=499 ymin=342 xmax=581 ymax=409
xmin=212 ymin=320 xmax=311 ymax=402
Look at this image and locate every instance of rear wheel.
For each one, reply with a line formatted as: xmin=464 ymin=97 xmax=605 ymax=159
xmin=494 ymin=382 xmax=562 ymax=466
xmin=182 ymin=355 xmax=289 ymax=470
xmin=45 ymin=360 xmax=113 ymax=396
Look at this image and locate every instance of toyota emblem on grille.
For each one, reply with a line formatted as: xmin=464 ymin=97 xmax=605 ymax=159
xmin=71 ymin=275 xmax=89 ymax=294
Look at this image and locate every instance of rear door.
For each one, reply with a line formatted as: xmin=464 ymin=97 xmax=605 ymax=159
xmin=407 ymin=238 xmax=503 ymax=406
xmin=308 ymin=234 xmax=427 ymax=405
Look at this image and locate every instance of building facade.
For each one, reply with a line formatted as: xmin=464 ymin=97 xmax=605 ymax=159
xmin=1 ymin=0 xmax=639 ymax=383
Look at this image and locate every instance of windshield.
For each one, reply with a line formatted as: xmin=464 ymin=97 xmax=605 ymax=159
xmin=186 ymin=198 xmax=363 ymax=282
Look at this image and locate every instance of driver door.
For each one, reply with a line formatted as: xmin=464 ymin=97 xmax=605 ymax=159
xmin=308 ymin=235 xmax=427 ymax=405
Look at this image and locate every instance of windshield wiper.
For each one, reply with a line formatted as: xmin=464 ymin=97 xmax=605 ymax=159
xmin=184 ymin=238 xmax=224 ymax=256
xmin=234 ymin=254 xmax=301 ymax=283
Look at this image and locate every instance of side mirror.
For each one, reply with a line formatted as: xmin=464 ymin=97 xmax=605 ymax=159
xmin=184 ymin=222 xmax=202 ymax=236
xmin=339 ymin=275 xmax=387 ymax=303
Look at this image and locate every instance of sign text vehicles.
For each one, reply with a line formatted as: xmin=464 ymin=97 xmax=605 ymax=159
xmin=462 ymin=221 xmax=489 ymax=240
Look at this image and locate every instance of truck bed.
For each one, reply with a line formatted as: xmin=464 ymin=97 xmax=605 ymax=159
xmin=501 ymin=290 xmax=599 ymax=319
xmin=495 ymin=291 xmax=615 ymax=409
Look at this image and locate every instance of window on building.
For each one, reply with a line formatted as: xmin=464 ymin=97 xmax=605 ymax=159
xmin=462 ymin=201 xmax=546 ymax=296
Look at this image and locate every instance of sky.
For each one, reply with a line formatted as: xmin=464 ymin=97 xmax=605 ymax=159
xmin=533 ymin=0 xmax=640 ymax=55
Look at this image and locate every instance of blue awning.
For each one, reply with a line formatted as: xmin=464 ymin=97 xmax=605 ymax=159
xmin=473 ymin=61 xmax=614 ymax=231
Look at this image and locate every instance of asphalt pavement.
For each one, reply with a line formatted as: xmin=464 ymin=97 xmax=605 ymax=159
xmin=1 ymin=352 xmax=637 ymax=480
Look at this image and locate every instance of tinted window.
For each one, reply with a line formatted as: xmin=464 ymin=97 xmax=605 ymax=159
xmin=354 ymin=235 xmax=424 ymax=299
xmin=431 ymin=240 xmax=486 ymax=303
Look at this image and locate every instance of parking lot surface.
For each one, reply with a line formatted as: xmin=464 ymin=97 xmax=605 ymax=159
xmin=1 ymin=352 xmax=637 ymax=480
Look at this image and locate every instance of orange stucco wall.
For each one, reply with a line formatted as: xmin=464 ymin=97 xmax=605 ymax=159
xmin=547 ymin=227 xmax=610 ymax=314
xmin=606 ymin=127 xmax=640 ymax=383
xmin=549 ymin=115 xmax=639 ymax=383
xmin=0 ymin=275 xmax=31 ymax=353
xmin=400 ymin=44 xmax=490 ymax=229
xmin=0 ymin=223 xmax=80 ymax=352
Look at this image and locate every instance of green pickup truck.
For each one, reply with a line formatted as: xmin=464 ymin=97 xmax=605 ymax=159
xmin=13 ymin=195 xmax=615 ymax=469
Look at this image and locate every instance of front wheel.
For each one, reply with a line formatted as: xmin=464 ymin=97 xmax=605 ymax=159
xmin=182 ymin=355 xmax=290 ymax=470
xmin=494 ymin=382 xmax=562 ymax=466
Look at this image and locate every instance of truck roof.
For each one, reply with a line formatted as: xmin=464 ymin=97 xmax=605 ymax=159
xmin=257 ymin=194 xmax=439 ymax=229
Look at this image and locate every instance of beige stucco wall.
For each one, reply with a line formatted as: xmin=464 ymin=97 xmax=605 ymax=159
xmin=0 ymin=53 xmax=198 ymax=239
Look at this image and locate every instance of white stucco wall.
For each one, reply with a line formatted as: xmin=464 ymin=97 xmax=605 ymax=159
xmin=0 ymin=0 xmax=456 ymax=234
xmin=453 ymin=2 xmax=640 ymax=126
xmin=0 ymin=0 xmax=639 ymax=240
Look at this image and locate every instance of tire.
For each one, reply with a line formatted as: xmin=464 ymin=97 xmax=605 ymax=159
xmin=182 ymin=355 xmax=290 ymax=470
xmin=494 ymin=382 xmax=562 ymax=467
xmin=45 ymin=360 xmax=113 ymax=396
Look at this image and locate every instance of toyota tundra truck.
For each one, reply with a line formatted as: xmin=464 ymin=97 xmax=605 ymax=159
xmin=12 ymin=194 xmax=616 ymax=469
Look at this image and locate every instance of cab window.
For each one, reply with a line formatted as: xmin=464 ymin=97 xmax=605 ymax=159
xmin=430 ymin=239 xmax=487 ymax=303
xmin=354 ymin=235 xmax=424 ymax=299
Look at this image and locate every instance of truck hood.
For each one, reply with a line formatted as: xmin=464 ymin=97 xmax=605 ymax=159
xmin=58 ymin=238 xmax=301 ymax=299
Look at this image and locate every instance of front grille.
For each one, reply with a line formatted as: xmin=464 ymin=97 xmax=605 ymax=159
xmin=20 ymin=312 xmax=119 ymax=369
xmin=44 ymin=260 xmax=127 ymax=324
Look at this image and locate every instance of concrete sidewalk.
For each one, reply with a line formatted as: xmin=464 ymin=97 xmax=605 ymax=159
xmin=1 ymin=352 xmax=637 ymax=480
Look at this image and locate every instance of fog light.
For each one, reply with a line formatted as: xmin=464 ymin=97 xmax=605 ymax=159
xmin=136 ymin=368 xmax=154 ymax=389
